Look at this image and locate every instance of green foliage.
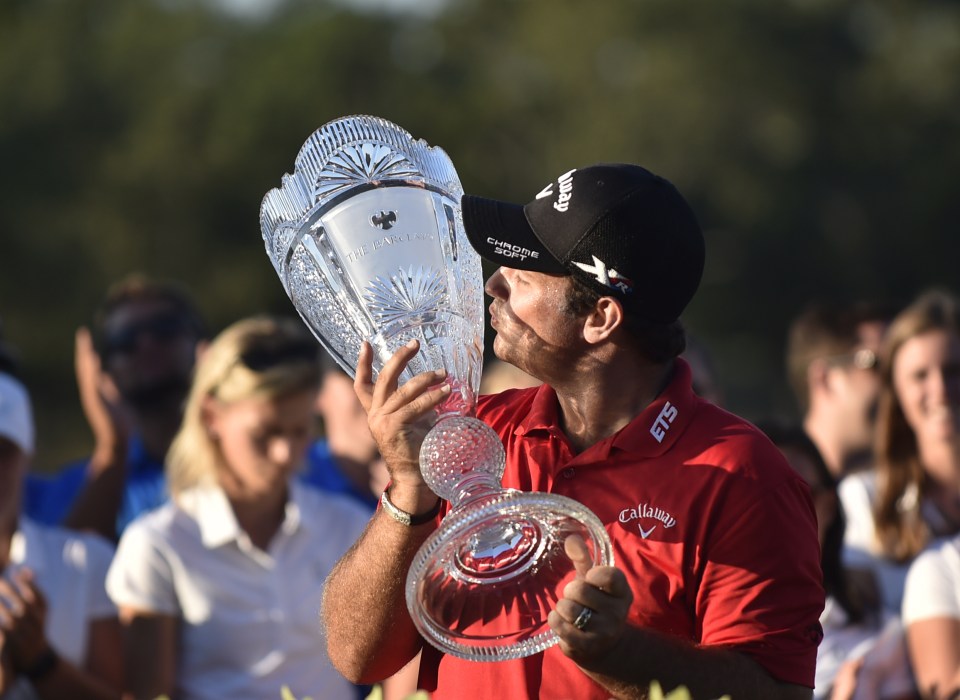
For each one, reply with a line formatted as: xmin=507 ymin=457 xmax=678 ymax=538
xmin=3 ymin=0 xmax=960 ymax=467
xmin=648 ymin=680 xmax=731 ymax=700
xmin=361 ymin=683 xmax=430 ymax=700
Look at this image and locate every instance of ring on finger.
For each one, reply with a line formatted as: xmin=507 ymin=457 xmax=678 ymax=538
xmin=572 ymin=605 xmax=593 ymax=631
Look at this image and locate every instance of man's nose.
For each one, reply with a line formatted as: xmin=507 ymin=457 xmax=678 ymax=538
xmin=485 ymin=268 xmax=507 ymax=298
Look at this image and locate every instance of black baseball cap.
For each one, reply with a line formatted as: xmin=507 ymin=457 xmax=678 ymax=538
xmin=461 ymin=163 xmax=705 ymax=324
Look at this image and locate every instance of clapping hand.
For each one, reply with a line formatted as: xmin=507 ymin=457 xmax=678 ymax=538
xmin=75 ymin=327 xmax=131 ymax=460
xmin=0 ymin=568 xmax=53 ymax=678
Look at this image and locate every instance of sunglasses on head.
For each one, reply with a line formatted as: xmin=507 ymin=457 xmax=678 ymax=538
xmin=238 ymin=339 xmax=320 ymax=372
xmin=103 ymin=313 xmax=191 ymax=356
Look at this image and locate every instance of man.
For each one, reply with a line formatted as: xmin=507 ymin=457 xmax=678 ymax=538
xmin=786 ymin=301 xmax=894 ymax=480
xmin=0 ymin=338 xmax=123 ymax=699
xmin=301 ymin=359 xmax=389 ymax=510
xmin=322 ymin=164 xmax=824 ymax=699
xmin=23 ymin=274 xmax=206 ymax=540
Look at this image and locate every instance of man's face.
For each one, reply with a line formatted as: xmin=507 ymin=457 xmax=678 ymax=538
xmin=316 ymin=370 xmax=376 ymax=454
xmin=827 ymin=320 xmax=887 ymax=451
xmin=101 ymin=299 xmax=198 ymax=407
xmin=483 ymin=267 xmax=584 ymax=381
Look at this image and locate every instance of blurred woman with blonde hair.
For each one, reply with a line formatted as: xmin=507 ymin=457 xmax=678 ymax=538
xmin=106 ymin=316 xmax=369 ymax=700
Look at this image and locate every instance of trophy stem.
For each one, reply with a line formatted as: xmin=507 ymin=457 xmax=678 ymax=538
xmin=448 ymin=473 xmax=503 ymax=509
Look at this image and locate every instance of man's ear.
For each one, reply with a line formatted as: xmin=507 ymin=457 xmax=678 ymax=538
xmin=583 ymin=297 xmax=624 ymax=344
xmin=807 ymin=358 xmax=832 ymax=397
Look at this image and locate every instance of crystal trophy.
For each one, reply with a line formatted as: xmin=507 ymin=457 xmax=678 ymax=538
xmin=260 ymin=115 xmax=613 ymax=662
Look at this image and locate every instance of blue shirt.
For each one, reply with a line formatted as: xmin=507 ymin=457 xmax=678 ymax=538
xmin=300 ymin=440 xmax=379 ymax=511
xmin=23 ymin=435 xmax=167 ymax=538
xmin=23 ymin=437 xmax=377 ymax=539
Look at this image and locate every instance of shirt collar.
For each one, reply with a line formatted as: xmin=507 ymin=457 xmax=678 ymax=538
xmin=607 ymin=357 xmax=698 ymax=458
xmin=511 ymin=358 xmax=699 ymax=459
xmin=282 ymin=482 xmax=311 ymax=537
xmin=180 ymin=481 xmax=311 ymax=549
xmin=514 ymin=383 xmax=565 ymax=438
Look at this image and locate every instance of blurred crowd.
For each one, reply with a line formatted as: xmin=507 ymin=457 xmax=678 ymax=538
xmin=2 ymin=272 xmax=960 ymax=700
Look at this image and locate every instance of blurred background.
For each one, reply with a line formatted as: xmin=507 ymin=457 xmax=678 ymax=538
xmin=2 ymin=0 xmax=959 ymax=471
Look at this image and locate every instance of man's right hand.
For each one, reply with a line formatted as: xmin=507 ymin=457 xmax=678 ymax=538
xmin=354 ymin=339 xmax=451 ymax=511
xmin=75 ymin=327 xmax=131 ymax=463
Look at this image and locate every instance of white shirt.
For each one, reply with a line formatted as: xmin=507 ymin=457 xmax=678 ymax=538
xmin=3 ymin=518 xmax=117 ymax=700
xmin=839 ymin=471 xmax=911 ymax=614
xmin=840 ymin=470 xmax=956 ymax=615
xmin=816 ymin=597 xmax=915 ymax=699
xmin=902 ymin=535 xmax=960 ymax=624
xmin=106 ymin=482 xmax=369 ymax=700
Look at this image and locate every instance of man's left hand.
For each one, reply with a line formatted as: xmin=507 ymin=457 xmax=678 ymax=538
xmin=0 ymin=568 xmax=53 ymax=674
xmin=548 ymin=535 xmax=634 ymax=667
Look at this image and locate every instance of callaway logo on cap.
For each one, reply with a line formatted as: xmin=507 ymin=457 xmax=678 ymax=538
xmin=461 ymin=163 xmax=705 ymax=324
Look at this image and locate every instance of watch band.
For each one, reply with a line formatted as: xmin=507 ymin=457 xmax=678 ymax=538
xmin=380 ymin=489 xmax=441 ymax=526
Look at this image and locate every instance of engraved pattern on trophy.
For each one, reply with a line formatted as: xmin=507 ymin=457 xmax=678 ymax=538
xmin=364 ymin=265 xmax=446 ymax=328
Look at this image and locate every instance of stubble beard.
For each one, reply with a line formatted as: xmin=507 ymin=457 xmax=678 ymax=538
xmin=122 ymin=374 xmax=192 ymax=414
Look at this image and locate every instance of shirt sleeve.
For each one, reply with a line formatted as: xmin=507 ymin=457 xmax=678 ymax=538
xmin=902 ymin=539 xmax=960 ymax=624
xmin=73 ymin=533 xmax=119 ymax=620
xmin=838 ymin=472 xmax=879 ymax=568
xmin=697 ymin=475 xmax=825 ymax=688
xmin=106 ymin=517 xmax=180 ymax=616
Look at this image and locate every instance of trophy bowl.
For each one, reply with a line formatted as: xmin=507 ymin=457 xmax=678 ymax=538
xmin=260 ymin=115 xmax=613 ymax=662
xmin=408 ymin=415 xmax=613 ymax=661
xmin=260 ymin=114 xmax=485 ymax=416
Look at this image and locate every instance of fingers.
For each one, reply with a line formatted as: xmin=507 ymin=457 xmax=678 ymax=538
xmin=583 ymin=566 xmax=633 ymax=601
xmin=370 ymin=339 xmax=432 ymax=409
xmin=564 ymin=535 xmax=593 ymax=578
xmin=550 ymin=565 xmax=633 ymax=635
xmin=355 ymin=339 xmax=451 ymax=419
xmin=559 ymin=569 xmax=628 ymax=613
xmin=0 ymin=571 xmax=44 ymax=625
xmin=0 ymin=571 xmax=50 ymax=674
xmin=379 ymin=367 xmax=449 ymax=417
xmin=354 ymin=342 xmax=375 ymax=412
xmin=75 ymin=328 xmax=101 ymax=398
xmin=9 ymin=570 xmax=41 ymax=610
xmin=0 ymin=579 xmax=23 ymax=623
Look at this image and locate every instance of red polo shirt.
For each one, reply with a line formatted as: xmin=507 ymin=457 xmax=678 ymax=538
xmin=418 ymin=359 xmax=824 ymax=699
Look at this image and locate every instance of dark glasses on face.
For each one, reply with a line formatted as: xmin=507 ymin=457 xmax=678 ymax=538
xmin=826 ymin=348 xmax=879 ymax=372
xmin=103 ymin=314 xmax=191 ymax=356
xmin=238 ymin=340 xmax=320 ymax=372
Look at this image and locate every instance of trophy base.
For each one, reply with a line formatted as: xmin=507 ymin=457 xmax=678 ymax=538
xmin=405 ymin=490 xmax=613 ymax=662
